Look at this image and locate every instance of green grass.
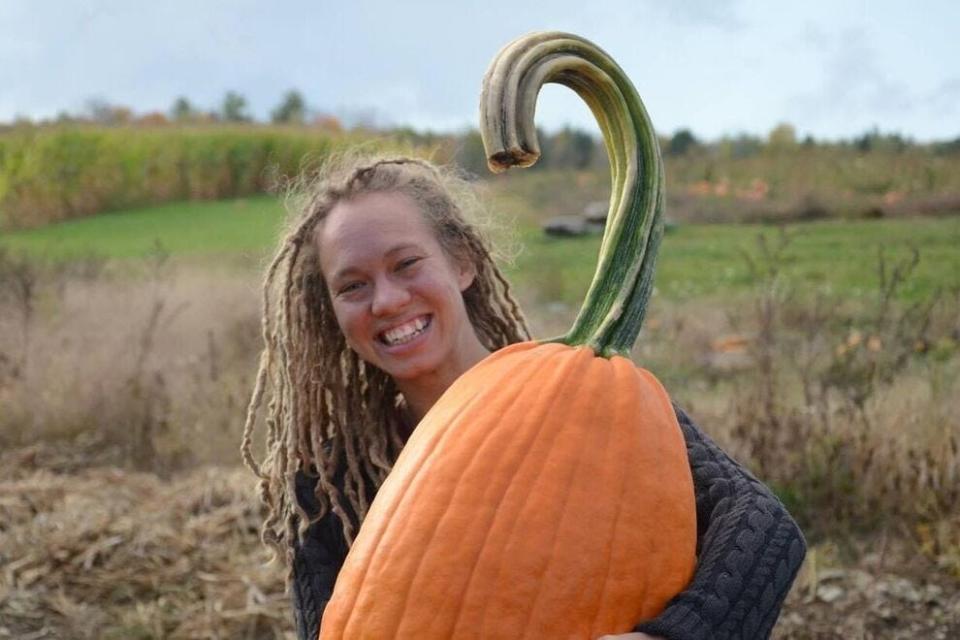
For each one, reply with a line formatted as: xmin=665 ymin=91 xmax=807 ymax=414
xmin=3 ymin=196 xmax=958 ymax=303
xmin=510 ymin=216 xmax=960 ymax=305
xmin=0 ymin=196 xmax=287 ymax=262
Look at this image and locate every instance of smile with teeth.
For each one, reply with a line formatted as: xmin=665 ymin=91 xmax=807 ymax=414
xmin=379 ymin=315 xmax=432 ymax=346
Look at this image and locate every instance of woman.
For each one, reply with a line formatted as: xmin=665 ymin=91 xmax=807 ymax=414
xmin=242 ymin=155 xmax=806 ymax=640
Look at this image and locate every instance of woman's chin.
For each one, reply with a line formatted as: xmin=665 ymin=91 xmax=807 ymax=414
xmin=379 ymin=353 xmax=445 ymax=386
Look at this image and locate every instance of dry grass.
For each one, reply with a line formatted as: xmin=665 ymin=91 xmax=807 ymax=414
xmin=713 ymin=240 xmax=960 ymax=534
xmin=0 ymin=449 xmax=289 ymax=639
xmin=0 ymin=250 xmax=261 ymax=470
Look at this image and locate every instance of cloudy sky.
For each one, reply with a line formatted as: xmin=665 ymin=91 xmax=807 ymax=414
xmin=2 ymin=0 xmax=958 ymax=140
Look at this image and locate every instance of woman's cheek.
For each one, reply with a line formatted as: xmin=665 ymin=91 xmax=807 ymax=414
xmin=333 ymin=304 xmax=364 ymax=351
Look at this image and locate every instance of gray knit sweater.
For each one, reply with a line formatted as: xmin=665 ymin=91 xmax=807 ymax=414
xmin=290 ymin=406 xmax=806 ymax=639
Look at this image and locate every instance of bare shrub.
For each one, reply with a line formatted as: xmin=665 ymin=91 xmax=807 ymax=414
xmin=0 ymin=254 xmax=261 ymax=471
xmin=719 ymin=231 xmax=960 ymax=535
xmin=0 ymin=248 xmax=38 ymax=380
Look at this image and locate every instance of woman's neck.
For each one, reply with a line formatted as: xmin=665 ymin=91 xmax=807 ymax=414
xmin=397 ymin=335 xmax=490 ymax=424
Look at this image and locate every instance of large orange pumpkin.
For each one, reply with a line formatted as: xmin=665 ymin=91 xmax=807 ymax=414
xmin=320 ymin=32 xmax=697 ymax=639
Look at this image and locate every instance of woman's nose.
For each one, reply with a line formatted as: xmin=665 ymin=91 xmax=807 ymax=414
xmin=370 ymin=277 xmax=412 ymax=316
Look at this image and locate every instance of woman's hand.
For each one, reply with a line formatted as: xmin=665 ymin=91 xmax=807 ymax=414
xmin=596 ymin=634 xmax=665 ymax=640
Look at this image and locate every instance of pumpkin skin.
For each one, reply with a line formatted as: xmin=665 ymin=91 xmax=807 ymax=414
xmin=319 ymin=342 xmax=696 ymax=639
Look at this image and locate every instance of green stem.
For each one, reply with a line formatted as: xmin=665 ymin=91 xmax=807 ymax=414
xmin=479 ymin=31 xmax=665 ymax=358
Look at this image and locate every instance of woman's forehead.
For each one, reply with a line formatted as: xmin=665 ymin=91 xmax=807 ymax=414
xmin=323 ymin=192 xmax=430 ymax=236
xmin=318 ymin=192 xmax=439 ymax=272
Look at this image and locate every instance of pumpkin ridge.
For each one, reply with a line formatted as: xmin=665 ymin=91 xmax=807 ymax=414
xmin=333 ymin=375 xmax=515 ymax=637
xmin=631 ymin=365 xmax=676 ymax=426
xmin=446 ymin=347 xmax=590 ymax=637
xmin=623 ymin=361 xmax=697 ymax=616
xmin=391 ymin=348 xmax=562 ymax=637
xmin=620 ymin=357 xmax=687 ymax=618
xmin=584 ymin=356 xmax=632 ymax=634
xmin=476 ymin=349 xmax=598 ymax=638
xmin=514 ymin=350 xmax=614 ymax=638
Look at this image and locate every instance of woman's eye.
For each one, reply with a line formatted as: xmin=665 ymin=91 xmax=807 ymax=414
xmin=397 ymin=257 xmax=422 ymax=271
xmin=338 ymin=282 xmax=364 ymax=296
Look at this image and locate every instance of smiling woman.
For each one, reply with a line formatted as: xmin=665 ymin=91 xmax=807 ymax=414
xmin=241 ymin=154 xmax=530 ymax=551
xmin=317 ymin=191 xmax=489 ymax=421
xmin=241 ymin=153 xmax=805 ymax=640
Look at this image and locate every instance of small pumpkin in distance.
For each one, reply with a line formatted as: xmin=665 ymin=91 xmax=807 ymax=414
xmin=319 ymin=32 xmax=696 ymax=639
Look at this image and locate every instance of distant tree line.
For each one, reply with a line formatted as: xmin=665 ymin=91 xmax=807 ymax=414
xmin=170 ymin=89 xmax=329 ymax=127
xmin=10 ymin=90 xmax=342 ymax=131
xmin=3 ymin=92 xmax=959 ymax=168
xmin=434 ymin=123 xmax=960 ymax=175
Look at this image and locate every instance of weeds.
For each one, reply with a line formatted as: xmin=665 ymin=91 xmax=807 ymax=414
xmin=0 ymin=250 xmax=260 ymax=471
xmin=0 ymin=248 xmax=37 ymax=379
xmin=721 ymin=230 xmax=959 ymax=536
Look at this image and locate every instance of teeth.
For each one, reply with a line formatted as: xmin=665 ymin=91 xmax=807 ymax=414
xmin=382 ymin=316 xmax=429 ymax=346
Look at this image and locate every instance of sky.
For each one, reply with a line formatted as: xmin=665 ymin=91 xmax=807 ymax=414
xmin=2 ymin=0 xmax=958 ymax=141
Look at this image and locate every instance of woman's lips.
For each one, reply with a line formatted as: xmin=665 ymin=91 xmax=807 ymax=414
xmin=377 ymin=314 xmax=433 ymax=350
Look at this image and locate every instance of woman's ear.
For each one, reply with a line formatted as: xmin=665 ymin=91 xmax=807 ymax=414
xmin=455 ymin=255 xmax=477 ymax=292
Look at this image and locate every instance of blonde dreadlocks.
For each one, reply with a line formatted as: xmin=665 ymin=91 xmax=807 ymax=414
xmin=241 ymin=154 xmax=530 ymax=570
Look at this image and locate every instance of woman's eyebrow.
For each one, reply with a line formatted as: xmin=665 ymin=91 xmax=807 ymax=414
xmin=330 ymin=265 xmax=361 ymax=283
xmin=330 ymin=244 xmax=425 ymax=282
xmin=384 ymin=243 xmax=423 ymax=256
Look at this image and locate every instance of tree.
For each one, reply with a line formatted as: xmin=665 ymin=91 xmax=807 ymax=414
xmin=85 ymin=98 xmax=132 ymax=125
xmin=720 ymin=133 xmax=763 ymax=159
xmin=85 ymin=98 xmax=113 ymax=123
xmin=221 ymin=91 xmax=250 ymax=122
xmin=668 ymin=129 xmax=699 ymax=156
xmin=138 ymin=111 xmax=169 ymax=126
xmin=934 ymin=135 xmax=960 ymax=155
xmin=271 ymin=90 xmax=307 ymax=124
xmin=312 ymin=113 xmax=343 ymax=132
xmin=545 ymin=127 xmax=596 ymax=170
xmin=171 ymin=96 xmax=196 ymax=122
xmin=768 ymin=122 xmax=797 ymax=149
xmin=853 ymin=127 xmax=909 ymax=153
xmin=452 ymin=129 xmax=488 ymax=177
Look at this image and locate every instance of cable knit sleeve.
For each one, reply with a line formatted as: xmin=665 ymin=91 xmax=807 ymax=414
xmin=633 ymin=405 xmax=807 ymax=640
xmin=290 ymin=470 xmax=349 ymax=640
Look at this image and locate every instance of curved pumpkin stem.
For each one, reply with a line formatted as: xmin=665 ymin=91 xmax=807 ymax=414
xmin=479 ymin=31 xmax=664 ymax=358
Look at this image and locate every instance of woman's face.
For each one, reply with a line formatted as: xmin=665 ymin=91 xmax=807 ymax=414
xmin=317 ymin=191 xmax=483 ymax=386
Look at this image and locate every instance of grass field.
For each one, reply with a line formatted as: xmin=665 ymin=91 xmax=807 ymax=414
xmin=0 ymin=196 xmax=285 ymax=262
xmin=3 ymin=195 xmax=958 ymax=303
xmin=516 ymin=216 xmax=960 ymax=305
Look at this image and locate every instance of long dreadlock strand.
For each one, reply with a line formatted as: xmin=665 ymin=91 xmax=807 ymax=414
xmin=244 ymin=153 xmax=531 ymax=575
xmin=241 ymin=240 xmax=299 ymax=479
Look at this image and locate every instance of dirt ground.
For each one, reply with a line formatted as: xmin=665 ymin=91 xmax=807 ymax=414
xmin=774 ymin=537 xmax=959 ymax=639
xmin=1 ymin=443 xmax=957 ymax=640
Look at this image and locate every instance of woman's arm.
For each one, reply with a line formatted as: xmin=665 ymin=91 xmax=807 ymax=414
xmin=631 ymin=405 xmax=807 ymax=640
xmin=290 ymin=406 xmax=806 ymax=640
xmin=290 ymin=471 xmax=349 ymax=640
